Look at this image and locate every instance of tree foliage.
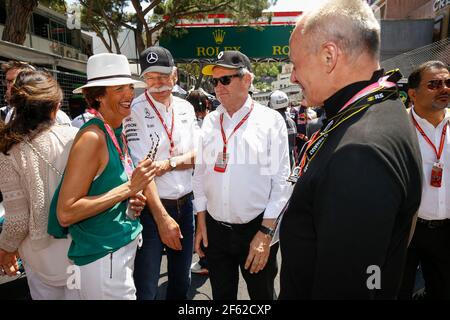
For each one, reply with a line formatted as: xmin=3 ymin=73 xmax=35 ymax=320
xmin=253 ymin=62 xmax=281 ymax=92
xmin=1 ymin=0 xmax=277 ymax=55
xmin=39 ymin=0 xmax=67 ymax=14
xmin=1 ymin=0 xmax=38 ymax=44
xmin=78 ymin=0 xmax=131 ymax=54
xmin=145 ymin=0 xmax=271 ymax=49
xmin=254 ymin=62 xmax=281 ymax=78
xmin=1 ymin=0 xmax=68 ymax=45
xmin=75 ymin=0 xmax=274 ymax=54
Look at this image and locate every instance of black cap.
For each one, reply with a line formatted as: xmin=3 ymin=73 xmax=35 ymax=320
xmin=139 ymin=46 xmax=175 ymax=76
xmin=202 ymin=50 xmax=252 ymax=75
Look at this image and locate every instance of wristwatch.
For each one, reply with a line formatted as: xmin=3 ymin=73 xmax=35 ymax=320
xmin=168 ymin=157 xmax=177 ymax=171
xmin=259 ymin=225 xmax=275 ymax=237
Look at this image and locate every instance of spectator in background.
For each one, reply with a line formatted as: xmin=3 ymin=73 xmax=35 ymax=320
xmin=172 ymin=83 xmax=188 ymax=99
xmin=186 ymin=89 xmax=210 ymax=276
xmin=306 ymin=106 xmax=325 ymax=139
xmin=1 ymin=61 xmax=72 ymax=126
xmin=1 ymin=61 xmax=36 ymax=122
xmin=0 ymin=70 xmax=78 ymax=299
xmin=69 ymin=95 xmax=95 ymax=128
xmin=292 ymin=101 xmax=318 ymax=152
xmin=187 ymin=89 xmax=210 ymax=127
xmin=399 ymin=61 xmax=450 ymax=300
xmin=268 ymin=90 xmax=297 ymax=168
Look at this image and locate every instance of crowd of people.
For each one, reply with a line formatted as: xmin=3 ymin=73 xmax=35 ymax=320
xmin=0 ymin=0 xmax=449 ymax=300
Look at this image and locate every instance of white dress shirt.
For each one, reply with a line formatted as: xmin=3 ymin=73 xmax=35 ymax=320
xmin=71 ymin=112 xmax=95 ymax=128
xmin=411 ymin=107 xmax=450 ymax=220
xmin=193 ymin=96 xmax=291 ymax=223
xmin=125 ymin=91 xmax=200 ymax=199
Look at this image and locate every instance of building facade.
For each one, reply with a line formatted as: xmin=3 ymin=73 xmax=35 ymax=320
xmin=369 ymin=0 xmax=450 ymax=42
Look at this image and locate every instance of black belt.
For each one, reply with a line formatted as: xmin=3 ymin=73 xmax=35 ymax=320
xmin=417 ymin=217 xmax=450 ymax=229
xmin=207 ymin=211 xmax=264 ymax=230
xmin=160 ymin=192 xmax=193 ymax=208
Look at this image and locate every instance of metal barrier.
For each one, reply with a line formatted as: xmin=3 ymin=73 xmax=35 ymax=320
xmin=0 ymin=61 xmax=87 ymax=115
xmin=381 ymin=37 xmax=450 ymax=78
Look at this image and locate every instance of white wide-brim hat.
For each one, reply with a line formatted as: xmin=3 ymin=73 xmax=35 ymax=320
xmin=73 ymin=53 xmax=147 ymax=94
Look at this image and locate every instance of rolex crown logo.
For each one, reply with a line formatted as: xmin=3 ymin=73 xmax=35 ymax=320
xmin=213 ymin=29 xmax=226 ymax=45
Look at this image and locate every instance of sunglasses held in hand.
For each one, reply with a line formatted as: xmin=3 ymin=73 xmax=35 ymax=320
xmin=146 ymin=133 xmax=160 ymax=161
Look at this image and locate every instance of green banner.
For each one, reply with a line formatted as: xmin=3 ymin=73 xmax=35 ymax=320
xmin=160 ymin=25 xmax=294 ymax=60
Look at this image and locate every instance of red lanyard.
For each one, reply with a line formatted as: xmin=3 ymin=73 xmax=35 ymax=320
xmin=220 ymin=102 xmax=254 ymax=154
xmin=411 ymin=112 xmax=448 ymax=162
xmin=89 ymin=109 xmax=134 ymax=177
xmin=145 ymin=91 xmax=175 ymax=155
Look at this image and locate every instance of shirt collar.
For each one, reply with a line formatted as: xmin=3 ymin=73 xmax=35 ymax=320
xmin=146 ymin=90 xmax=173 ymax=113
xmin=217 ymin=95 xmax=252 ymax=118
xmin=323 ymin=69 xmax=385 ymax=120
xmin=411 ymin=106 xmax=450 ymax=130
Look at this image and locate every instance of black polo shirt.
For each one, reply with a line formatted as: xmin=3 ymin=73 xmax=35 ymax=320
xmin=279 ymin=71 xmax=423 ymax=299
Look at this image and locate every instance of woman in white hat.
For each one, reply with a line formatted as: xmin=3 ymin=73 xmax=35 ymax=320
xmin=48 ymin=53 xmax=158 ymax=300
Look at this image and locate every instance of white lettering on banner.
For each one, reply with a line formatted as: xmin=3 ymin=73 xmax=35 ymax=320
xmin=366 ymin=265 xmax=381 ymax=290
xmin=434 ymin=0 xmax=450 ymax=12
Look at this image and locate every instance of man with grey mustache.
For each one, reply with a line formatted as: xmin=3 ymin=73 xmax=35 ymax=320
xmin=124 ymin=46 xmax=200 ymax=300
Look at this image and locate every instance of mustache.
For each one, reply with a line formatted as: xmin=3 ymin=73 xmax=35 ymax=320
xmin=147 ymin=85 xmax=173 ymax=93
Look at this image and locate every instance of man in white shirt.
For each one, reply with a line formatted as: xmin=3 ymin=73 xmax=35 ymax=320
xmin=125 ymin=46 xmax=199 ymax=300
xmin=193 ymin=50 xmax=290 ymax=299
xmin=399 ymin=60 xmax=450 ymax=299
xmin=71 ymin=111 xmax=95 ymax=128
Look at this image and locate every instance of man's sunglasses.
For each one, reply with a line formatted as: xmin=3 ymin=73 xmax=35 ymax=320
xmin=427 ymin=79 xmax=450 ymax=90
xmin=211 ymin=74 xmax=242 ymax=87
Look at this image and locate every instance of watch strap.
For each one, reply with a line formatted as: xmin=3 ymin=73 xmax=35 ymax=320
xmin=259 ymin=225 xmax=274 ymax=237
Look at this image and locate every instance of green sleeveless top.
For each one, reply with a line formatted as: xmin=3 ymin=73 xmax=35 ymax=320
xmin=48 ymin=118 xmax=142 ymax=266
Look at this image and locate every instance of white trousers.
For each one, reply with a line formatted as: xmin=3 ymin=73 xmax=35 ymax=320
xmin=71 ymin=236 xmax=140 ymax=300
xmin=24 ymin=263 xmax=78 ymax=300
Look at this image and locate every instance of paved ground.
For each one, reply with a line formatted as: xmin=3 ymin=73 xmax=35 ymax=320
xmin=156 ymin=250 xmax=281 ymax=300
xmin=2 ymin=197 xmax=280 ymax=300
xmin=0 ymin=250 xmax=281 ymax=300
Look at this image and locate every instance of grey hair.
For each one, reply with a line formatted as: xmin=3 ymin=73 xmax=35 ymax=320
xmin=170 ymin=66 xmax=178 ymax=83
xmin=238 ymin=68 xmax=255 ymax=88
xmin=301 ymin=0 xmax=380 ymax=58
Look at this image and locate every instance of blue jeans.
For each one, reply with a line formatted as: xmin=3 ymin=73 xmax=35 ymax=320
xmin=133 ymin=195 xmax=194 ymax=300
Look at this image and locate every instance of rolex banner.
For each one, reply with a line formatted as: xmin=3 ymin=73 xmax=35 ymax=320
xmin=159 ymin=26 xmax=294 ymax=60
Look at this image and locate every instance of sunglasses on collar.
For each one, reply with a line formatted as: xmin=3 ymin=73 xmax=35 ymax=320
xmin=427 ymin=79 xmax=450 ymax=90
xmin=211 ymin=73 xmax=242 ymax=87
